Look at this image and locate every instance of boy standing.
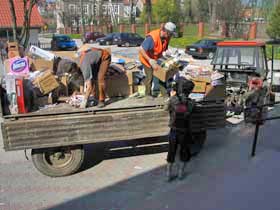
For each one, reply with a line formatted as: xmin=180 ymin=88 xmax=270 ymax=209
xmin=164 ymin=78 xmax=195 ymax=181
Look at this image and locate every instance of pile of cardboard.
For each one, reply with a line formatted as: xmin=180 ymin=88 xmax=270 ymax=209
xmin=3 ymin=43 xmax=60 ymax=114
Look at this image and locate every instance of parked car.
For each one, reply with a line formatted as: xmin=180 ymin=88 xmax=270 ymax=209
xmin=82 ymin=32 xmax=106 ymax=43
xmin=114 ymin=33 xmax=144 ymax=47
xmin=51 ymin=34 xmax=77 ymax=51
xmin=96 ymin=33 xmax=120 ymax=45
xmin=185 ymin=39 xmax=221 ymax=59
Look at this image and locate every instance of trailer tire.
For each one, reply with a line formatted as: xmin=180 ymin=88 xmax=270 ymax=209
xmin=31 ymin=145 xmax=84 ymax=177
xmin=190 ymin=130 xmax=207 ymax=156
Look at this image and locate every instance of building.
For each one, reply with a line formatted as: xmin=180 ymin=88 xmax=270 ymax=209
xmin=56 ymin=0 xmax=138 ymax=29
xmin=0 ymin=0 xmax=44 ymax=44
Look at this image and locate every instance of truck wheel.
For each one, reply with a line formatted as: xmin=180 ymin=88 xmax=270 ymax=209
xmin=31 ymin=145 xmax=84 ymax=177
xmin=190 ymin=130 xmax=207 ymax=156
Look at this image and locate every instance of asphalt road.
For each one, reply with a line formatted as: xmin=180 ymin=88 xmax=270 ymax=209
xmin=1 ymin=43 xmax=280 ymax=210
xmin=2 ymin=107 xmax=280 ymax=210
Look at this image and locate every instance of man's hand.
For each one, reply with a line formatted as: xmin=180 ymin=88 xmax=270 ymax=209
xmin=80 ymin=98 xmax=88 ymax=109
xmin=170 ymin=90 xmax=176 ymax=97
xmin=149 ymin=59 xmax=160 ymax=71
xmin=163 ymin=50 xmax=171 ymax=57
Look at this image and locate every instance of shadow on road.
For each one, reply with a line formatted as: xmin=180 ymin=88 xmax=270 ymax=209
xmin=79 ymin=136 xmax=169 ymax=173
xmin=44 ymin=123 xmax=280 ymax=210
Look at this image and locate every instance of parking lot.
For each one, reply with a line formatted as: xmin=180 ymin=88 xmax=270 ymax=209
xmin=1 ymin=42 xmax=280 ymax=210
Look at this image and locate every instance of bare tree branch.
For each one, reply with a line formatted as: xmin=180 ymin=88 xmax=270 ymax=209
xmin=8 ymin=0 xmax=17 ymax=41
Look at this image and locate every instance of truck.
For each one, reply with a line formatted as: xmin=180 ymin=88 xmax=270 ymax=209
xmin=2 ymin=40 xmax=276 ymax=178
xmin=212 ymin=41 xmax=273 ymax=118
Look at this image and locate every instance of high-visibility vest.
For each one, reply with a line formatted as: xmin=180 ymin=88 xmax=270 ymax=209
xmin=139 ymin=29 xmax=169 ymax=67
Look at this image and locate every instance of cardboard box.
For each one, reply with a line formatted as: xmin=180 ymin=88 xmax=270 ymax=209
xmin=192 ymin=81 xmax=207 ymax=93
xmin=105 ymin=74 xmax=130 ymax=97
xmin=8 ymin=50 xmax=19 ymax=59
xmin=35 ymin=71 xmax=59 ymax=95
xmin=8 ymin=42 xmax=19 ymax=51
xmin=126 ymin=70 xmax=140 ymax=85
xmin=8 ymin=57 xmax=29 ymax=75
xmin=29 ymin=45 xmax=55 ymax=61
xmin=204 ymin=84 xmax=226 ymax=100
xmin=192 ymin=76 xmax=211 ymax=83
xmin=52 ymin=51 xmax=78 ymax=62
xmin=153 ymin=66 xmax=179 ymax=82
xmin=30 ymin=58 xmax=53 ymax=71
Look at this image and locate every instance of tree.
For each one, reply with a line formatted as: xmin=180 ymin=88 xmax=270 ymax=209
xmin=216 ymin=0 xmax=243 ymax=37
xmin=146 ymin=0 xmax=152 ymax=24
xmin=267 ymin=2 xmax=280 ymax=39
xmin=153 ymin=0 xmax=182 ymax=23
xmin=8 ymin=0 xmax=38 ymax=48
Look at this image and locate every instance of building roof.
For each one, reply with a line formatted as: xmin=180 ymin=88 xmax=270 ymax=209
xmin=0 ymin=0 xmax=43 ymax=29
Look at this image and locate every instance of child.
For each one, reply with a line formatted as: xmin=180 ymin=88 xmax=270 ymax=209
xmin=164 ymin=78 xmax=195 ymax=181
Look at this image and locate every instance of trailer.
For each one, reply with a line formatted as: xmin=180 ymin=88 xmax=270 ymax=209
xmin=0 ymin=95 xmax=225 ymax=177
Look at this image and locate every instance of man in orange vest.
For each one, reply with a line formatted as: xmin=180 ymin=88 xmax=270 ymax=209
xmin=79 ymin=47 xmax=111 ymax=108
xmin=139 ymin=22 xmax=176 ymax=98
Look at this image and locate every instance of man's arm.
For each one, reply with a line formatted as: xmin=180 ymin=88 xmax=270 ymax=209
xmin=84 ymin=80 xmax=92 ymax=100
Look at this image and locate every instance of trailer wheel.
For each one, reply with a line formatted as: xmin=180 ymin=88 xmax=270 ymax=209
xmin=31 ymin=145 xmax=84 ymax=177
xmin=190 ymin=130 xmax=207 ymax=156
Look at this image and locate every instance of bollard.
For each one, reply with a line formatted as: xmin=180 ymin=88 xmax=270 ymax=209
xmin=145 ymin=23 xmax=150 ymax=34
xmin=119 ymin=24 xmax=125 ymax=33
xmin=249 ymin=22 xmax=257 ymax=40
xmin=90 ymin=25 xmax=94 ymax=32
xmin=107 ymin=24 xmax=113 ymax=33
xmin=179 ymin=23 xmax=184 ymax=35
xmin=198 ymin=22 xmax=204 ymax=38
xmin=131 ymin=24 xmax=136 ymax=33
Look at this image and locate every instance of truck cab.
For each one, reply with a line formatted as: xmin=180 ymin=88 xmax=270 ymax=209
xmin=211 ymin=41 xmax=271 ymax=117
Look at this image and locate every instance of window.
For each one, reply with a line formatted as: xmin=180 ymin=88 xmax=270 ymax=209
xmin=69 ymin=4 xmax=75 ymax=15
xmin=83 ymin=5 xmax=89 ymax=15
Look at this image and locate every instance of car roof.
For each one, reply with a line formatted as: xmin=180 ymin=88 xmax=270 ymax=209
xmin=217 ymin=41 xmax=265 ymax=47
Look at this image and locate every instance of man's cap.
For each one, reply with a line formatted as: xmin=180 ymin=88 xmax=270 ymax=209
xmin=164 ymin=22 xmax=176 ymax=35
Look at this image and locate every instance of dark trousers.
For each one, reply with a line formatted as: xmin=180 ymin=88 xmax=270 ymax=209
xmin=167 ymin=128 xmax=191 ymax=163
xmin=142 ymin=65 xmax=167 ymax=96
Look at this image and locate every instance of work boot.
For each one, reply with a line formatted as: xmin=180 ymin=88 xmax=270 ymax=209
xmin=166 ymin=163 xmax=177 ymax=182
xmin=178 ymin=161 xmax=186 ymax=180
xmin=97 ymin=101 xmax=105 ymax=108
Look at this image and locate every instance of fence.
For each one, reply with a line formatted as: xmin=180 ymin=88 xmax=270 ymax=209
xmin=28 ymin=42 xmax=51 ymax=50
xmin=58 ymin=21 xmax=269 ymax=40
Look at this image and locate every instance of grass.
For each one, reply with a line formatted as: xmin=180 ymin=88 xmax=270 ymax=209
xmin=266 ymin=45 xmax=280 ymax=60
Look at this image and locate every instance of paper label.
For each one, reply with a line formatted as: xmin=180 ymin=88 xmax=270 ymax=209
xmin=9 ymin=57 xmax=29 ymax=75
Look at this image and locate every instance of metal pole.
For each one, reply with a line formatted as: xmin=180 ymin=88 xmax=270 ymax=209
xmin=271 ymin=45 xmax=274 ymax=86
xmin=251 ymin=122 xmax=260 ymax=157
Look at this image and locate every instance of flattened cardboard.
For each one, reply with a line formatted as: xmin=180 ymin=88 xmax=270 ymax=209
xmin=30 ymin=58 xmax=53 ymax=71
xmin=34 ymin=71 xmax=59 ymax=95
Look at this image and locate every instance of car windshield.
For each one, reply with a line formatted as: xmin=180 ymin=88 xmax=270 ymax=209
xmin=56 ymin=36 xmax=71 ymax=41
xmin=212 ymin=46 xmax=267 ymax=77
xmin=134 ymin=33 xmax=142 ymax=38
xmin=195 ymin=40 xmax=208 ymax=45
xmin=107 ymin=33 xmax=116 ymax=38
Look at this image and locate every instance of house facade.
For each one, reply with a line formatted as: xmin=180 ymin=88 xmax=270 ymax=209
xmin=0 ymin=0 xmax=43 ymax=44
xmin=56 ymin=0 xmax=137 ymax=29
